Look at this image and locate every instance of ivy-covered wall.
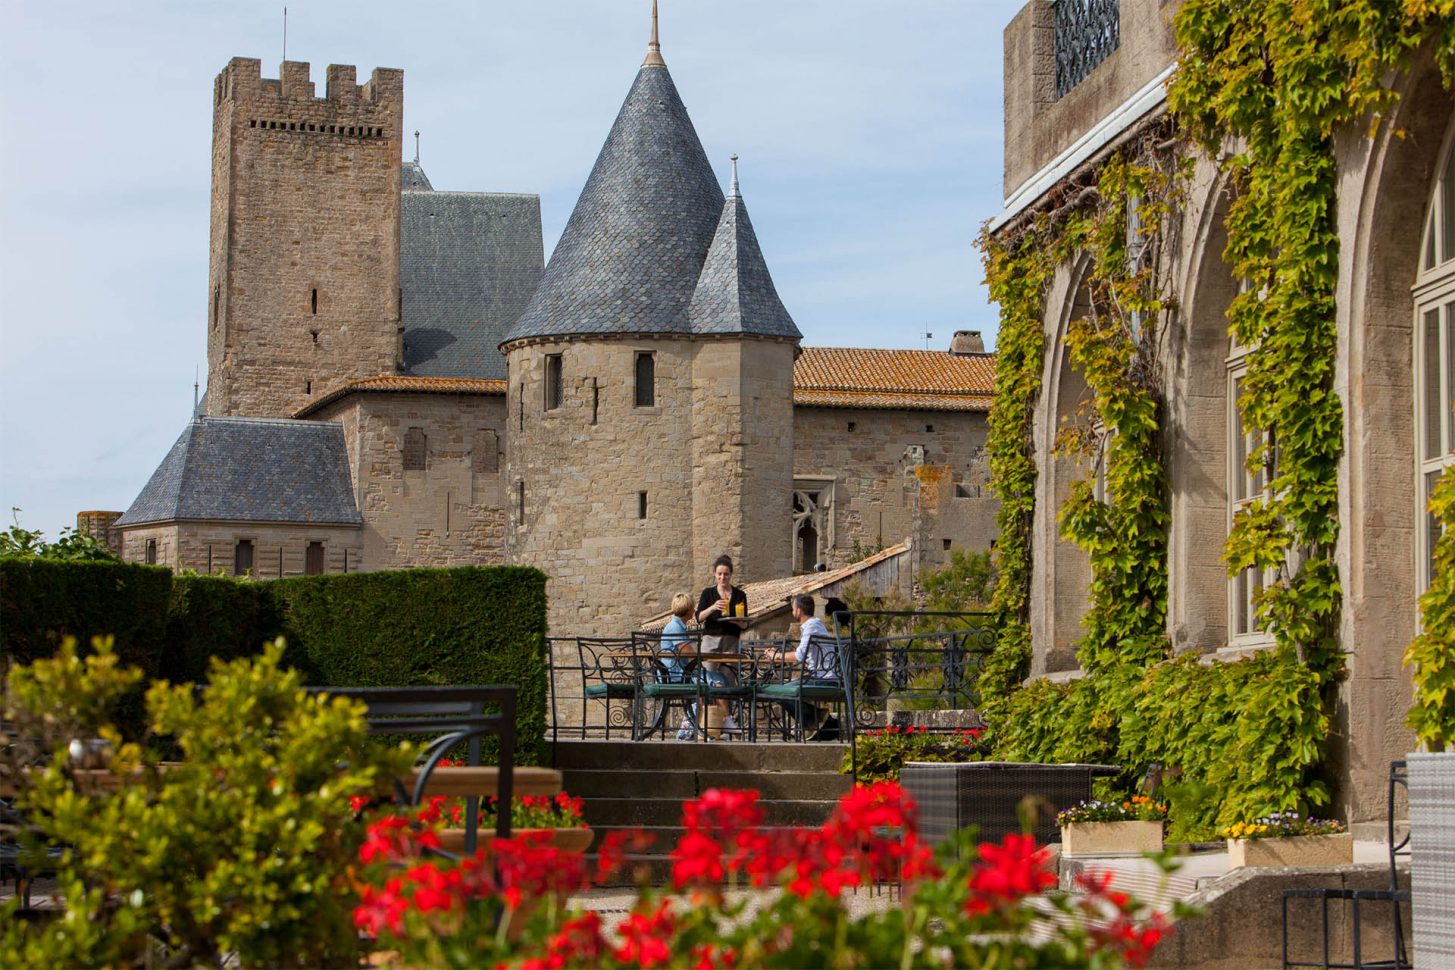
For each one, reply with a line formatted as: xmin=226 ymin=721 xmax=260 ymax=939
xmin=980 ymin=0 xmax=1455 ymax=836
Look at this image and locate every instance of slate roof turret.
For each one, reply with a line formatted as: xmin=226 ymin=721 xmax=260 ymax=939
xmin=501 ymin=24 xmax=726 ymax=345
xmin=688 ymin=157 xmax=801 ymax=340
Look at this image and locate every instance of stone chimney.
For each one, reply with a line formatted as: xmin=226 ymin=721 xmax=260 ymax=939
xmin=949 ymin=330 xmax=986 ymax=354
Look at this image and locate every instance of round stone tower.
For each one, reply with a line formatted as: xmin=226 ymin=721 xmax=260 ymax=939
xmin=500 ymin=8 xmax=801 ymax=635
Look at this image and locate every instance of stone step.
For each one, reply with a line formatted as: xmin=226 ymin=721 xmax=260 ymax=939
xmin=562 ymin=767 xmax=852 ymax=801
xmin=582 ymin=796 xmax=839 ymax=828
xmin=550 ymin=739 xmax=846 ymax=774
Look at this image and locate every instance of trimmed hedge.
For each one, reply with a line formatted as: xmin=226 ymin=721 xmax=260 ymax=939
xmin=1 ymin=559 xmax=549 ymax=763
xmin=0 ymin=558 xmax=172 ymax=678
xmin=273 ymin=567 xmax=549 ymax=764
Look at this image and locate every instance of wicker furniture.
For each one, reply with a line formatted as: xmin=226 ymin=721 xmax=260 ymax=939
xmin=900 ymin=761 xmax=1117 ymax=847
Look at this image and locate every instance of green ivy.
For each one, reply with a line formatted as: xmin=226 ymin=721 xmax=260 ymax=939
xmin=977 ymin=1 xmax=1453 ymax=833
xmin=1406 ymin=467 xmax=1455 ymax=750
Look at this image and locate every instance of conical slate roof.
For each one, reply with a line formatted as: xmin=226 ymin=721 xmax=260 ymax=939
xmin=689 ymin=182 xmax=801 ymax=339
xmin=501 ymin=61 xmax=725 ymax=344
xmin=401 ymin=161 xmax=433 ymax=192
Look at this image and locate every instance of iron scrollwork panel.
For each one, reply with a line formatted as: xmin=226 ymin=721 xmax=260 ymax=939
xmin=1054 ymin=0 xmax=1120 ymax=99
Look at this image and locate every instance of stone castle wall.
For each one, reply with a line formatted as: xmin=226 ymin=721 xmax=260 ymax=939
xmin=792 ymin=407 xmax=997 ymax=576
xmin=76 ymin=511 xmax=124 ymax=556
xmin=506 ymin=337 xmax=700 ymax=636
xmin=311 ymin=392 xmax=509 ymax=570
xmin=206 ymin=58 xmax=403 ymax=419
xmin=121 ymin=521 xmax=363 ymax=576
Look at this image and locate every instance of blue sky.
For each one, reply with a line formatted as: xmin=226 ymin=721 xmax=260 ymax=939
xmin=0 ymin=0 xmax=1025 ymax=540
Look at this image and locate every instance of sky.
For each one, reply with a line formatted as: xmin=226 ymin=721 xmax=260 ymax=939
xmin=0 ymin=0 xmax=1026 ymax=541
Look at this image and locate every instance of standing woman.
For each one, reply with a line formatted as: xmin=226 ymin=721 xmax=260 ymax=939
xmin=695 ymin=554 xmax=749 ymax=733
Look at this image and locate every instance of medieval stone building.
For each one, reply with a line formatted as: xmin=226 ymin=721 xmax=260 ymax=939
xmin=109 ymin=15 xmax=999 ymax=637
xmin=993 ymin=0 xmax=1452 ymax=827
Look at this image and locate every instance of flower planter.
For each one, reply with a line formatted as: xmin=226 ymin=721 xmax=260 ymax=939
xmin=1408 ymin=751 xmax=1455 ymax=968
xmin=1061 ymin=820 xmax=1164 ymax=857
xmin=436 ymin=825 xmax=593 ymax=855
xmin=1225 ymin=833 xmax=1353 ymax=868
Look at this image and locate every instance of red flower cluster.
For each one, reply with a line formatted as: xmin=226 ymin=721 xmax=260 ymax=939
xmin=670 ymin=782 xmax=936 ymax=899
xmin=965 ymin=832 xmax=1057 ymax=915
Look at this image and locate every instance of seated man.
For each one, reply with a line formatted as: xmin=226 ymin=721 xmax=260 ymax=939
xmin=762 ymin=594 xmax=840 ymax=739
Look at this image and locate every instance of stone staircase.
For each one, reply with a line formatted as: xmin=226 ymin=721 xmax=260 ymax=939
xmin=551 ymin=740 xmax=852 ymax=885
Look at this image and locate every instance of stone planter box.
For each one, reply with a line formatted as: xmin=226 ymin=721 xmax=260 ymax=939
xmin=1226 ymin=833 xmax=1353 ymax=868
xmin=437 ymin=825 xmax=593 ymax=855
xmin=1408 ymin=751 xmax=1455 ymax=969
xmin=1061 ymin=820 xmax=1164 ymax=857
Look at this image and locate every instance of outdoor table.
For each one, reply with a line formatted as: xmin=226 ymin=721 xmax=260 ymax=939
xmin=604 ymin=651 xmax=759 ymax=741
xmin=0 ymin=764 xmax=184 ymax=798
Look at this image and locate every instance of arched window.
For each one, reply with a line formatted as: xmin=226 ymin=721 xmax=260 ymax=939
xmin=1414 ymin=126 xmax=1455 ymax=598
xmin=635 ymin=352 xmax=656 ymax=407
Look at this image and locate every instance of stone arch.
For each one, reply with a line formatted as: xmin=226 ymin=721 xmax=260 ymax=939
xmin=1165 ymin=162 xmax=1238 ymax=655
xmin=1334 ymin=43 xmax=1453 ymax=825
xmin=1030 ymin=255 xmax=1097 ymax=675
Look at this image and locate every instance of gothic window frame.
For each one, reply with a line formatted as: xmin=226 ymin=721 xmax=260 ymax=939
xmin=1226 ymin=299 xmax=1276 ymax=649
xmin=634 ymin=352 xmax=656 ymax=408
xmin=792 ymin=476 xmax=836 ymax=574
xmin=1413 ymin=120 xmax=1455 ymax=606
xmin=544 ymin=353 xmax=563 ymax=412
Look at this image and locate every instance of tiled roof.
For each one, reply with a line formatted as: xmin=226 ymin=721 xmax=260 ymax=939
xmin=400 ymin=161 xmax=433 ymax=191
xmin=295 ymin=375 xmax=506 ymax=418
xmin=401 ymin=185 xmax=544 ymax=381
xmin=116 ymin=417 xmax=361 ymax=528
xmin=639 ymin=542 xmax=911 ymax=632
xmin=793 ymin=347 xmax=996 ymax=412
xmin=688 ymin=190 xmax=801 ymax=340
xmin=501 ymin=62 xmax=726 ymax=345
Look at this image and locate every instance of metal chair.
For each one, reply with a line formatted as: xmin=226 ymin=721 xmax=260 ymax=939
xmin=1281 ymin=760 xmax=1411 ymax=970
xmin=322 ymin=685 xmax=518 ymax=856
xmin=573 ymin=637 xmax=640 ymax=739
xmin=755 ymin=634 xmax=848 ymax=741
xmin=632 ymin=631 xmax=700 ymax=740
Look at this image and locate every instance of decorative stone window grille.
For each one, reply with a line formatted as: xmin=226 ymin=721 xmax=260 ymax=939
xmin=403 ymin=427 xmax=427 ymax=471
xmin=305 ymin=541 xmax=325 ymax=576
xmin=234 ymin=539 xmax=255 ymax=578
xmin=792 ymin=478 xmax=835 ymax=573
xmin=1414 ymin=127 xmax=1455 ymax=601
xmin=1053 ymin=0 xmax=1120 ymax=100
xmin=635 ymin=352 xmax=656 ymax=407
xmin=1226 ymin=323 xmax=1275 ymax=645
xmin=544 ymin=354 xmax=563 ymax=411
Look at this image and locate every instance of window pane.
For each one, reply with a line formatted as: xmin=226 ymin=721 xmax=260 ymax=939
xmin=1231 ymin=376 xmax=1248 ymax=502
xmin=635 ymin=353 xmax=655 ymax=407
xmin=1443 ymin=146 xmax=1455 ymax=263
xmin=1425 ymin=309 xmax=1441 ymax=461
xmin=1445 ymin=307 xmax=1455 ymax=453
xmin=1425 ymin=470 xmax=1443 ymax=593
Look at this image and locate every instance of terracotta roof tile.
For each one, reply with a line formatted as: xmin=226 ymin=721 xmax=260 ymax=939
xmin=295 ymin=375 xmax=506 ymax=417
xmin=793 ymin=347 xmax=995 ymax=412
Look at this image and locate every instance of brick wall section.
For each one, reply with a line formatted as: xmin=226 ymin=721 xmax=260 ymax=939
xmin=310 ymin=392 xmax=508 ymax=570
xmin=792 ymin=407 xmax=998 ymax=577
xmin=76 ymin=511 xmax=125 ymax=556
xmin=121 ymin=522 xmax=363 ymax=576
xmin=206 ymin=58 xmax=403 ymax=418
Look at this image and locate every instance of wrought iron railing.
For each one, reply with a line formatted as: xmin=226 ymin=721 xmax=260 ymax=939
xmin=1053 ymin=0 xmax=1120 ymax=99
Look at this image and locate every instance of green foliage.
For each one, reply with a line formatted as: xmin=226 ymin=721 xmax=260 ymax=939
xmin=1 ymin=560 xmax=550 ymax=764
xmin=273 ymin=566 xmax=550 ymax=764
xmin=919 ymin=547 xmax=997 ymax=615
xmin=0 ymin=558 xmax=172 ymax=680
xmin=1406 ymin=467 xmax=1455 ymax=750
xmin=1 ymin=639 xmax=411 ymax=968
xmin=0 ymin=509 xmax=119 ymax=562
xmin=164 ymin=574 xmax=285 ymax=684
xmin=843 ymin=725 xmax=989 ymax=784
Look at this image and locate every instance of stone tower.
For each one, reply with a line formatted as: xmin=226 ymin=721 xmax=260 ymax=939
xmin=205 ymin=58 xmax=404 ymax=418
xmin=500 ymin=8 xmax=800 ymax=633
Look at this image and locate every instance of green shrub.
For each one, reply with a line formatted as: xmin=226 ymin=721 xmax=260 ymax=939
xmin=163 ymin=574 xmax=287 ymax=684
xmin=273 ymin=566 xmax=549 ymax=764
xmin=1 ymin=639 xmax=410 ymax=968
xmin=846 ymin=725 xmax=989 ymax=784
xmin=0 ymin=558 xmax=171 ymax=678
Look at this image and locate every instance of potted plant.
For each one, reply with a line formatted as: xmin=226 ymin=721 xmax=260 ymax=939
xmin=1221 ymin=813 xmax=1351 ymax=868
xmin=1057 ymin=795 xmax=1167 ymax=857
